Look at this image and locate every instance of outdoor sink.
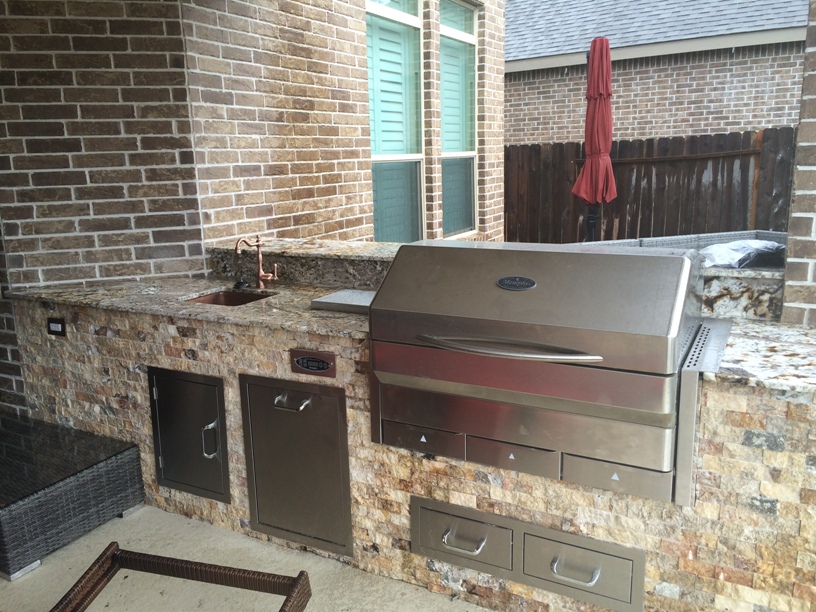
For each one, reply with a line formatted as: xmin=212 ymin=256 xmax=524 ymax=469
xmin=185 ymin=291 xmax=274 ymax=306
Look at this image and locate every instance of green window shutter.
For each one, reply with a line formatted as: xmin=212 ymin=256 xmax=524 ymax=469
xmin=442 ymin=157 xmax=474 ymax=235
xmin=441 ymin=36 xmax=474 ymax=153
xmin=368 ymin=12 xmax=422 ymax=242
xmin=367 ymin=14 xmax=420 ymax=155
xmin=441 ymin=32 xmax=475 ymax=236
xmin=373 ymin=161 xmax=421 ymax=242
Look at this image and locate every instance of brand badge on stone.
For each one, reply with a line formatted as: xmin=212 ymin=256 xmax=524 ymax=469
xmin=497 ymin=276 xmax=536 ymax=291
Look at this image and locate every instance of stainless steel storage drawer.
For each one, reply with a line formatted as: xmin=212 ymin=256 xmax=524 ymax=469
xmin=523 ymin=534 xmax=634 ymax=603
xmin=418 ymin=507 xmax=512 ymax=570
xmin=562 ymin=454 xmax=673 ymax=501
xmin=410 ymin=496 xmax=646 ymax=612
xmin=382 ymin=420 xmax=466 ymax=459
xmin=467 ymin=436 xmax=560 ymax=480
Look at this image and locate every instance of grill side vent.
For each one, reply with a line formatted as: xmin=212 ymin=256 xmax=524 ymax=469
xmin=684 ymin=319 xmax=731 ymax=373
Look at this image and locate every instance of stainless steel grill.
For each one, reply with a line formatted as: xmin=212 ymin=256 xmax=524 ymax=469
xmin=369 ymin=241 xmax=730 ymax=504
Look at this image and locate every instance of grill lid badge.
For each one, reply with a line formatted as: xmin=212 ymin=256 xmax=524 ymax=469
xmin=497 ymin=276 xmax=536 ymax=291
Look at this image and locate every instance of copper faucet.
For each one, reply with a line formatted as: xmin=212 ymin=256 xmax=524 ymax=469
xmin=235 ymin=234 xmax=278 ymax=289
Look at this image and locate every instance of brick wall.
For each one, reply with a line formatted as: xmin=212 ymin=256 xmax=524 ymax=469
xmin=0 ymin=0 xmax=208 ymax=413
xmin=0 ymin=231 xmax=24 ymax=412
xmin=181 ymin=0 xmax=374 ymax=243
xmin=784 ymin=0 xmax=816 ymax=325
xmin=505 ymin=43 xmax=804 ymax=145
xmin=477 ymin=0 xmax=505 ymax=241
xmin=0 ymin=0 xmax=207 ymax=287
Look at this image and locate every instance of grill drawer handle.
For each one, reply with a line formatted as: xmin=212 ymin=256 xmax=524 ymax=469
xmin=441 ymin=528 xmax=487 ymax=556
xmin=550 ymin=556 xmax=601 ymax=587
xmin=200 ymin=419 xmax=218 ymax=460
xmin=416 ymin=334 xmax=603 ymax=363
xmin=274 ymin=393 xmax=311 ymax=412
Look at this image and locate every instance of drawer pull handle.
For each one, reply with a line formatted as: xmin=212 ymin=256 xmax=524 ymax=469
xmin=441 ymin=528 xmax=487 ymax=556
xmin=201 ymin=419 xmax=218 ymax=460
xmin=550 ymin=556 xmax=601 ymax=587
xmin=274 ymin=393 xmax=311 ymax=412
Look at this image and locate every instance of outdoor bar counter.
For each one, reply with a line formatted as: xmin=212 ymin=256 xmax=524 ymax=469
xmin=8 ymin=239 xmax=815 ymax=612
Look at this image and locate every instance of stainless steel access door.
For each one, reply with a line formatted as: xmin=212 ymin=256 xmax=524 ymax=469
xmin=240 ymin=375 xmax=353 ymax=556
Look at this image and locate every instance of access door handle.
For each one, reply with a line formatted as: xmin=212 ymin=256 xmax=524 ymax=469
xmin=441 ymin=528 xmax=487 ymax=556
xmin=201 ymin=418 xmax=218 ymax=460
xmin=274 ymin=393 xmax=311 ymax=412
xmin=550 ymin=556 xmax=601 ymax=587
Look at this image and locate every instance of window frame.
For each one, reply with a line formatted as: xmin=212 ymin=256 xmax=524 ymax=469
xmin=366 ymin=0 xmax=426 ymax=242
xmin=440 ymin=0 xmax=478 ymax=238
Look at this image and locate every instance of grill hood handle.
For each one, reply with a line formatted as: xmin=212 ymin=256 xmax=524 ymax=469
xmin=415 ymin=334 xmax=603 ymax=363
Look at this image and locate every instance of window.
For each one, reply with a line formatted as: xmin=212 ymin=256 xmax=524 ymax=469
xmin=440 ymin=0 xmax=476 ymax=236
xmin=366 ymin=0 xmax=477 ymax=241
xmin=366 ymin=2 xmax=422 ymax=242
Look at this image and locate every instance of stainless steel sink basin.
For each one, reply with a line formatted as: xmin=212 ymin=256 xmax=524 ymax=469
xmin=185 ymin=291 xmax=274 ymax=306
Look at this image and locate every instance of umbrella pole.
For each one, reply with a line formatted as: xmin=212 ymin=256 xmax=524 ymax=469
xmin=587 ymin=203 xmax=599 ymax=241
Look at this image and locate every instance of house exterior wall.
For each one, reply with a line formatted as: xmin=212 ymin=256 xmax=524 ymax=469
xmin=0 ymin=0 xmax=207 ymax=287
xmin=784 ymin=0 xmax=816 ymax=325
xmin=0 ymin=0 xmax=506 ymax=411
xmin=505 ymin=43 xmax=804 ymax=145
xmin=181 ymin=0 xmax=374 ymax=243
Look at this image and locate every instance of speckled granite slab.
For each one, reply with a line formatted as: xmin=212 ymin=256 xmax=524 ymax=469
xmin=708 ymin=318 xmax=816 ymax=393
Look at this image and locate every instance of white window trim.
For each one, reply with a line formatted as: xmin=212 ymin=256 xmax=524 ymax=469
xmin=372 ymin=153 xmax=424 ymax=162
xmin=440 ymin=25 xmax=475 ymax=45
xmin=366 ymin=1 xmax=421 ymax=28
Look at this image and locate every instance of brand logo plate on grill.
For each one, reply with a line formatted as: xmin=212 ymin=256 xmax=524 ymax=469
xmin=497 ymin=276 xmax=536 ymax=291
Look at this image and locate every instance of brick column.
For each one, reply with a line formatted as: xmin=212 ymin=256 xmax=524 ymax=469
xmin=784 ymin=0 xmax=816 ymax=325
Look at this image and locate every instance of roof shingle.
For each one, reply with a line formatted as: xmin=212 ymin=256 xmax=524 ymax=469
xmin=506 ymin=0 xmax=808 ymax=62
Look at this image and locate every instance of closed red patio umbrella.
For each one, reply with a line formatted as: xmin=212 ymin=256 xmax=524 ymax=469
xmin=571 ymin=37 xmax=617 ymax=241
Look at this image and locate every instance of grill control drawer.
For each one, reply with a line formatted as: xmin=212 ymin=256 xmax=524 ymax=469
xmin=467 ymin=436 xmax=560 ymax=480
xmin=562 ymin=454 xmax=673 ymax=502
xmin=382 ymin=420 xmax=465 ymax=459
xmin=523 ymin=534 xmax=633 ymax=603
xmin=418 ymin=507 xmax=513 ymax=570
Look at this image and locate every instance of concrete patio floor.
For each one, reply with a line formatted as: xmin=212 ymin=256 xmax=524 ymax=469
xmin=0 ymin=505 xmax=488 ymax=612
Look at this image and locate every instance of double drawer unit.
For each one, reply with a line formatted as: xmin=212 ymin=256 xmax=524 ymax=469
xmin=411 ymin=496 xmax=645 ymax=612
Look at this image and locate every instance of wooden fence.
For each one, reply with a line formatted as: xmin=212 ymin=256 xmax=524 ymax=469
xmin=504 ymin=128 xmax=795 ymax=244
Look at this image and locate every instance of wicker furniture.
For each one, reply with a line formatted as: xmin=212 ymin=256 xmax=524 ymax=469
xmin=0 ymin=413 xmax=144 ymax=580
xmin=51 ymin=542 xmax=312 ymax=612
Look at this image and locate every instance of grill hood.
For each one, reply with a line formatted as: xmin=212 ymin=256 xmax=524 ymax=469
xmin=370 ymin=241 xmax=703 ymax=375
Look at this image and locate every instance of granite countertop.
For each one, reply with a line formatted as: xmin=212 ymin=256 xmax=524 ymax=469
xmin=210 ymin=237 xmax=401 ymax=261
xmin=708 ymin=318 xmax=816 ymax=394
xmin=7 ymin=278 xmax=370 ymax=340
xmin=9 ymin=275 xmax=815 ymax=394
